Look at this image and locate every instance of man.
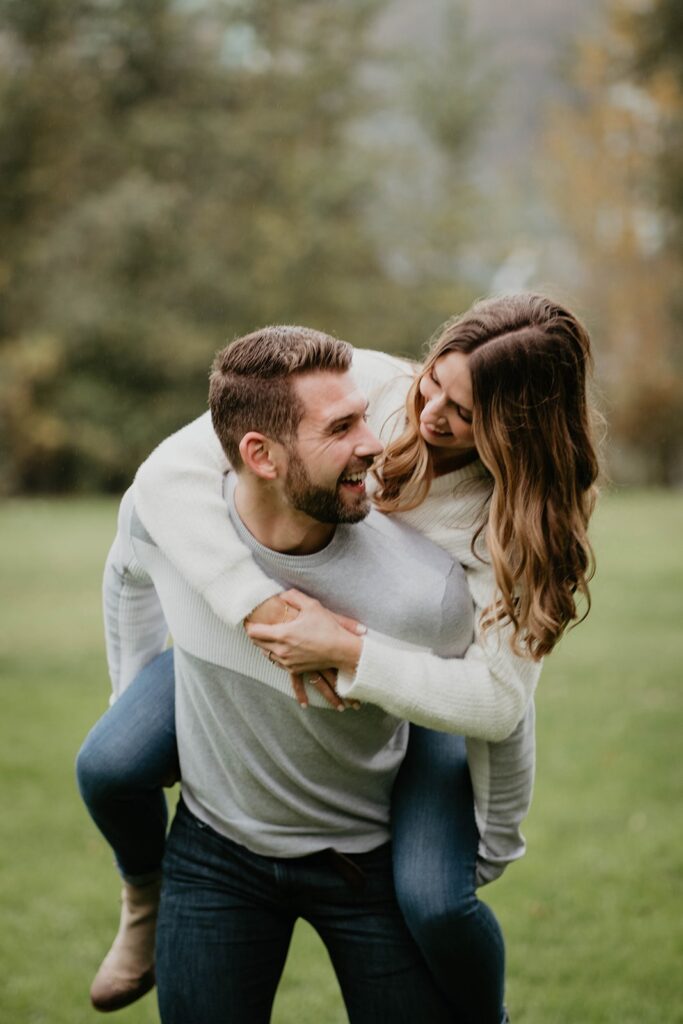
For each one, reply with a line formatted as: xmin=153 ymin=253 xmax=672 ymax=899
xmin=99 ymin=326 xmax=475 ymax=1022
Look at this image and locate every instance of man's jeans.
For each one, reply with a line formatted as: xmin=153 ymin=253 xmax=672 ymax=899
xmin=77 ymin=651 xmax=506 ymax=1023
xmin=156 ymin=799 xmax=452 ymax=1024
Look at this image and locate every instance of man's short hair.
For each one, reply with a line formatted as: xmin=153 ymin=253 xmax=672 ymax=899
xmin=209 ymin=326 xmax=353 ymax=467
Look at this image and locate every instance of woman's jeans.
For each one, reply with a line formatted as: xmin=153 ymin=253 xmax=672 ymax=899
xmin=77 ymin=651 xmax=506 ymax=1024
xmin=76 ymin=650 xmax=178 ymax=882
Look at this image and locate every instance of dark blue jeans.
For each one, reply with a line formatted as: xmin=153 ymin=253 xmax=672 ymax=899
xmin=76 ymin=649 xmax=179 ymax=882
xmin=77 ymin=652 xmax=506 ymax=1023
xmin=392 ymin=726 xmax=506 ymax=1024
xmin=157 ymin=800 xmax=452 ymax=1024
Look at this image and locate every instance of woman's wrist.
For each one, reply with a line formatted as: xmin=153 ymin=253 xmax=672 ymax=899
xmin=335 ymin=632 xmax=363 ymax=675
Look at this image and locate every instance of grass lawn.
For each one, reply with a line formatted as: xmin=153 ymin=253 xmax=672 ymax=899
xmin=0 ymin=490 xmax=681 ymax=1023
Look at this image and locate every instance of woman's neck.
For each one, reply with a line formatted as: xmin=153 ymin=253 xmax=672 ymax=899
xmin=430 ymin=447 xmax=479 ymax=477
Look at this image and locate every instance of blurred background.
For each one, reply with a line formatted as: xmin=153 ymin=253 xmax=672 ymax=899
xmin=1 ymin=0 xmax=682 ymax=493
xmin=1 ymin=3 xmax=682 ymax=1023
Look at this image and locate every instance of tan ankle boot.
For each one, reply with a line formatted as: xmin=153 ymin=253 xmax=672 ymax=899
xmin=90 ymin=878 xmax=161 ymax=1012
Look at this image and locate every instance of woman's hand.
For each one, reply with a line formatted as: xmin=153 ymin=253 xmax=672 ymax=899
xmin=244 ymin=587 xmax=366 ymax=683
xmin=244 ymin=593 xmax=363 ymax=710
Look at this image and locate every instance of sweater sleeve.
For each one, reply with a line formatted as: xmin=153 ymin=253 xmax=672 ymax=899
xmin=334 ymin=564 xmax=542 ymax=742
xmin=103 ymin=488 xmax=170 ymax=701
xmin=468 ymin=701 xmax=536 ymax=885
xmin=132 ymin=412 xmax=282 ymax=624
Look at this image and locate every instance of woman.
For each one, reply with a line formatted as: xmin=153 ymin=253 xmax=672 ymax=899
xmin=77 ymin=293 xmax=599 ymax=1023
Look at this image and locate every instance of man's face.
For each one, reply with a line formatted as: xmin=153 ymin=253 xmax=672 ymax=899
xmin=283 ymin=370 xmax=383 ymax=524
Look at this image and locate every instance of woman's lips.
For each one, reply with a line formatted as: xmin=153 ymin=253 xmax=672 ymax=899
xmin=421 ymin=421 xmax=452 ymax=439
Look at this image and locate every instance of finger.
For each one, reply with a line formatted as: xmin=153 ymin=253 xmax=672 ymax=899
xmin=309 ymin=671 xmax=345 ymax=711
xmin=331 ymin=612 xmax=367 ymax=636
xmin=278 ymin=588 xmax=319 ymax=612
xmin=316 ymin=668 xmax=360 ymax=711
xmin=245 ymin=622 xmax=283 ymax=642
xmin=289 ymin=673 xmax=308 ymax=708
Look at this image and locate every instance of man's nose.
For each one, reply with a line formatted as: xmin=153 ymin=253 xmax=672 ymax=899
xmin=355 ymin=422 xmax=384 ymax=458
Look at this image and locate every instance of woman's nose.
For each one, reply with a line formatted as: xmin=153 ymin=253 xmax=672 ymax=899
xmin=425 ymin=395 xmax=445 ymax=418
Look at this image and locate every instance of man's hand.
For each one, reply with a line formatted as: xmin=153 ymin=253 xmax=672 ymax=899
xmin=244 ymin=589 xmax=366 ymax=707
xmin=244 ymin=594 xmax=293 ymax=627
xmin=244 ymin=594 xmax=363 ymax=710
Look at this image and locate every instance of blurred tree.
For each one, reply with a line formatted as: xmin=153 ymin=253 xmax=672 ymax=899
xmin=0 ymin=0 xmax=488 ymax=492
xmin=631 ymin=0 xmax=683 ymax=250
xmin=542 ymin=0 xmax=683 ymax=485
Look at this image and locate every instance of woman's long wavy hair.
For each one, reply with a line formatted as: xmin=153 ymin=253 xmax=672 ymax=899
xmin=373 ymin=293 xmax=601 ymax=660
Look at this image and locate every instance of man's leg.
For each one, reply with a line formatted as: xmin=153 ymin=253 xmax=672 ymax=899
xmin=76 ymin=648 xmax=179 ymax=1011
xmin=156 ymin=800 xmax=295 ymax=1024
xmin=299 ymin=844 xmax=453 ymax=1024
xmin=391 ymin=727 xmax=506 ymax=1024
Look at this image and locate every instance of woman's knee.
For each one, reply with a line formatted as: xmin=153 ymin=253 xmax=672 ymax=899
xmin=398 ymin=883 xmax=480 ymax=953
xmin=394 ymin=855 xmax=478 ymax=943
xmin=75 ymin=726 xmax=125 ymax=805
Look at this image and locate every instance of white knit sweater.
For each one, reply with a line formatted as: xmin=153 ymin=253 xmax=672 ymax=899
xmin=133 ymin=349 xmax=541 ymax=882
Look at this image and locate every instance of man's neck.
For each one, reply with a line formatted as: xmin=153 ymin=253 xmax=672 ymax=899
xmin=233 ymin=477 xmax=336 ymax=555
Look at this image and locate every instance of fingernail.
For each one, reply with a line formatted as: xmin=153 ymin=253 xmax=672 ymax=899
xmin=300 ymin=702 xmax=308 ymax=709
xmin=355 ymin=624 xmax=367 ymax=635
xmin=352 ymin=702 xmax=361 ymax=711
xmin=337 ymin=705 xmax=345 ymax=713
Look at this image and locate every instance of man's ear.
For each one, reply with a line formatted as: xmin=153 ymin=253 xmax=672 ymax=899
xmin=238 ymin=433 xmax=283 ymax=480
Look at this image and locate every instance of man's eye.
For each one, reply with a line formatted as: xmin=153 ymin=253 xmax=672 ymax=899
xmin=333 ymin=422 xmax=350 ymax=434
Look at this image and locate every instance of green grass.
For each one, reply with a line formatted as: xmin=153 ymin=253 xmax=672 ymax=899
xmin=0 ymin=491 xmax=681 ymax=1023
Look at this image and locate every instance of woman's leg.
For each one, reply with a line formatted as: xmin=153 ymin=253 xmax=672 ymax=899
xmin=76 ymin=648 xmax=178 ymax=881
xmin=391 ymin=726 xmax=506 ymax=1024
xmin=75 ymin=648 xmax=178 ymax=1011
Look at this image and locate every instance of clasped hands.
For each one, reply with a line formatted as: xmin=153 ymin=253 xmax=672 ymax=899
xmin=243 ymin=589 xmax=366 ymax=711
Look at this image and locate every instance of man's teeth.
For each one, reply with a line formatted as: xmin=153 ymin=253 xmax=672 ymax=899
xmin=341 ymin=471 xmax=366 ymax=483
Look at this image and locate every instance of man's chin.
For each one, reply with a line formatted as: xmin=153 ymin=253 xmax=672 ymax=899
xmin=336 ymin=493 xmax=371 ymax=524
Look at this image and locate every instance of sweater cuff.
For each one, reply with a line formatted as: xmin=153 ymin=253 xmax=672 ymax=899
xmin=335 ymin=631 xmax=412 ymax=706
xmin=202 ymin=565 xmax=283 ymax=626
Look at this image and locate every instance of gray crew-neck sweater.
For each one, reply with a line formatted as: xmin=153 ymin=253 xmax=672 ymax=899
xmin=104 ymin=476 xmax=473 ymax=858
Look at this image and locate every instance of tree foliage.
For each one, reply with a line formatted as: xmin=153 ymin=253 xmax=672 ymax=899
xmin=0 ymin=0 xmax=487 ymax=493
xmin=542 ymin=0 xmax=683 ymax=484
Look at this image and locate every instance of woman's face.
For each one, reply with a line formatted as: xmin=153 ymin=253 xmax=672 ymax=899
xmin=418 ymin=350 xmax=476 ymax=454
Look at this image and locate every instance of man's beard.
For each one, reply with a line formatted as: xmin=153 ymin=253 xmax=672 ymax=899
xmin=284 ymin=449 xmax=371 ymax=524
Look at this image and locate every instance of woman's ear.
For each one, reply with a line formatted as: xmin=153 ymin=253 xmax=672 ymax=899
xmin=238 ymin=432 xmax=283 ymax=480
